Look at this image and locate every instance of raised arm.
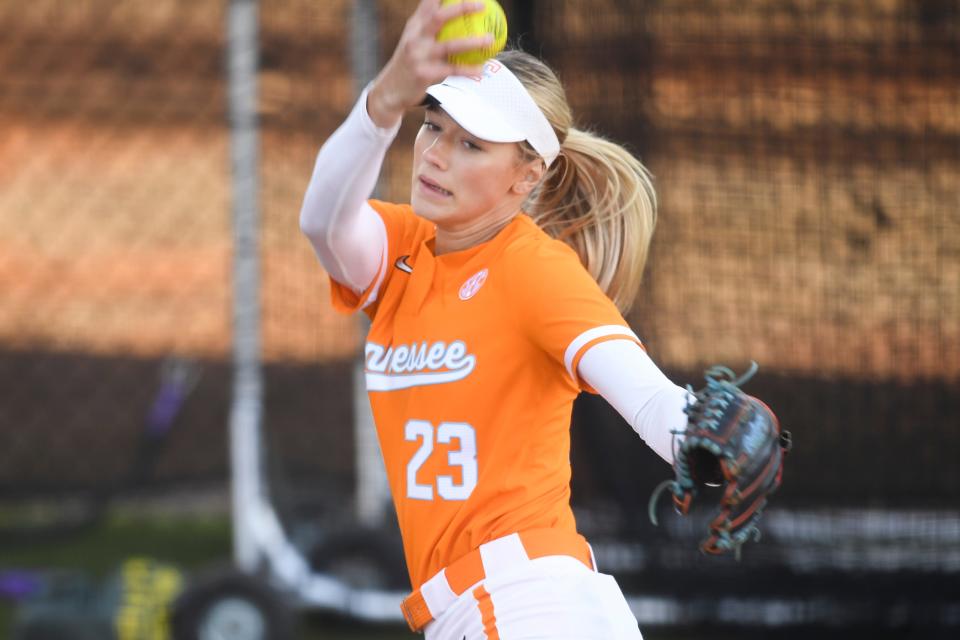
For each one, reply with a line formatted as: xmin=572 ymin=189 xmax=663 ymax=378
xmin=299 ymin=0 xmax=492 ymax=293
xmin=298 ymin=91 xmax=398 ymax=293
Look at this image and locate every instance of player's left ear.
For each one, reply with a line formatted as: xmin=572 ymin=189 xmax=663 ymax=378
xmin=511 ymin=159 xmax=545 ymax=196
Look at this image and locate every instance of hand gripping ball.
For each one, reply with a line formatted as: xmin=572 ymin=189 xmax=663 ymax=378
xmin=437 ymin=0 xmax=508 ymax=66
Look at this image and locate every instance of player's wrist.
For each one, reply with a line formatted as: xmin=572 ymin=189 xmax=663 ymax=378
xmin=367 ymin=75 xmax=406 ymax=130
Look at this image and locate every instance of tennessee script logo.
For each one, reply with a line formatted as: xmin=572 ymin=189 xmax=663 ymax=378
xmin=364 ymin=340 xmax=476 ymax=391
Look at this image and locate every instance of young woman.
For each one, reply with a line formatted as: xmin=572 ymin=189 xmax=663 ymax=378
xmin=300 ymin=2 xmax=690 ymax=637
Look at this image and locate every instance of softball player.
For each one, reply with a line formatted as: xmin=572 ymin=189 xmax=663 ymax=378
xmin=300 ymin=2 xmax=690 ymax=637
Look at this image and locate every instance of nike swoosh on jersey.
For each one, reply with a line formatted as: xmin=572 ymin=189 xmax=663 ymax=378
xmin=395 ymin=255 xmax=413 ymax=273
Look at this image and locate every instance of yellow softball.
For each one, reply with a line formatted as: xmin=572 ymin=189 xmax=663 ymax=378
xmin=437 ymin=0 xmax=508 ymax=66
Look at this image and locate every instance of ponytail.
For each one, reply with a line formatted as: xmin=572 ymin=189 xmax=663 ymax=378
xmin=530 ymin=128 xmax=656 ymax=313
xmin=498 ymin=50 xmax=657 ymax=313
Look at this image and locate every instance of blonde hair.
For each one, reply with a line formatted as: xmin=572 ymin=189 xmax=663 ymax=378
xmin=496 ymin=50 xmax=657 ymax=313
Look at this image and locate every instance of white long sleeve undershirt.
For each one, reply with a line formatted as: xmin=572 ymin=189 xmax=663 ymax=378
xmin=298 ymin=86 xmax=394 ymax=294
xmin=578 ymin=340 xmax=690 ymax=464
xmin=299 ymin=90 xmax=688 ymax=465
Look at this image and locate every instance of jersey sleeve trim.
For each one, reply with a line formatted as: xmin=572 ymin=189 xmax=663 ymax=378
xmin=563 ymin=325 xmax=643 ymax=389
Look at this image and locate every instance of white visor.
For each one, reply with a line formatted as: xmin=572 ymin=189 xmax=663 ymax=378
xmin=424 ymin=59 xmax=561 ymax=167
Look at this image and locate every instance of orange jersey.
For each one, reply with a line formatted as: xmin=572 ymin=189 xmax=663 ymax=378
xmin=330 ymin=200 xmax=641 ymax=590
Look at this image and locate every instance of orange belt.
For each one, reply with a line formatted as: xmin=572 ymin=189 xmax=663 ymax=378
xmin=400 ymin=528 xmax=595 ymax=632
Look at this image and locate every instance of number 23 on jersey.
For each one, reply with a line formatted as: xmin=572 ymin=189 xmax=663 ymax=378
xmin=404 ymin=419 xmax=477 ymax=501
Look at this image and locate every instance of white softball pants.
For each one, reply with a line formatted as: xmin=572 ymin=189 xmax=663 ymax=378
xmin=423 ymin=555 xmax=643 ymax=640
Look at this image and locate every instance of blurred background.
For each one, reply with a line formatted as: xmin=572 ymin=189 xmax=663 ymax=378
xmin=1 ymin=0 xmax=958 ymax=638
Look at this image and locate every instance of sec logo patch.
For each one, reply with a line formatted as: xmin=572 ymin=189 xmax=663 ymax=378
xmin=459 ymin=269 xmax=488 ymax=301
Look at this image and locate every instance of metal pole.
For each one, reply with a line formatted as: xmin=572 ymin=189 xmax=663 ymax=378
xmin=226 ymin=0 xmax=262 ymax=572
xmin=350 ymin=0 xmax=390 ymax=527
